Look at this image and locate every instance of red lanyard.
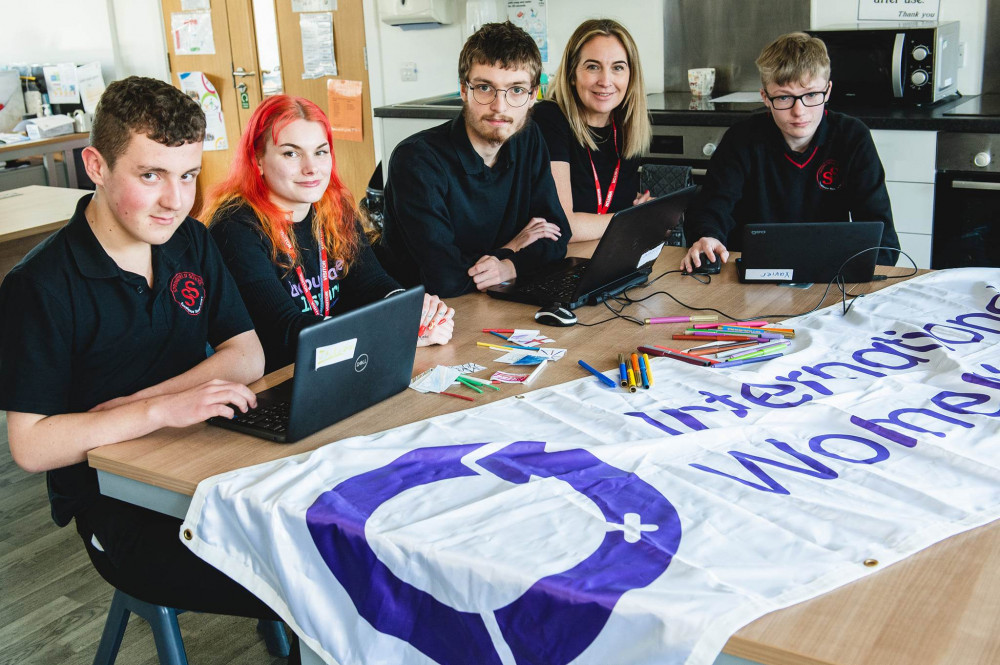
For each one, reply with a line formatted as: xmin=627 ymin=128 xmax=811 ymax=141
xmin=278 ymin=226 xmax=330 ymax=318
xmin=587 ymin=118 xmax=621 ymax=215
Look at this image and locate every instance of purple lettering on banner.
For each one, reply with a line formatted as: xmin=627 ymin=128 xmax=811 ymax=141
xmin=306 ymin=441 xmax=681 ymax=665
xmin=931 ymin=391 xmax=999 ymax=417
xmin=699 ymin=391 xmax=752 ymax=417
xmin=945 ymin=312 xmax=1000 ymax=335
xmin=851 ymin=341 xmax=929 ymax=370
xmin=849 ymin=415 xmax=918 ymax=448
xmin=802 ymin=361 xmax=887 ymax=380
xmin=962 ymin=366 xmax=1000 ymax=391
xmin=625 ymin=411 xmax=685 ymax=436
xmin=863 ymin=407 xmax=974 ymax=439
xmin=660 ymin=407 xmax=715 ymax=430
xmin=916 ymin=324 xmax=983 ymax=345
xmin=772 ymin=370 xmax=835 ymax=397
xmin=739 ymin=382 xmax=812 ymax=409
xmin=870 ymin=336 xmax=952 ymax=354
xmin=808 ymin=434 xmax=889 ymax=464
xmin=690 ymin=438 xmax=838 ymax=495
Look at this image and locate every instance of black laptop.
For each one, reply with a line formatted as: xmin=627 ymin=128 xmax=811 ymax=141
xmin=486 ymin=185 xmax=698 ymax=309
xmin=208 ymin=286 xmax=424 ymax=443
xmin=736 ymin=221 xmax=884 ymax=284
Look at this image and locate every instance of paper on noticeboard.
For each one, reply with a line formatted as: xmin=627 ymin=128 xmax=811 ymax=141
xmin=507 ymin=0 xmax=548 ymax=62
xmin=301 ymin=13 xmax=338 ymax=79
xmin=172 ymin=11 xmax=216 ymax=55
xmin=43 ymin=64 xmax=80 ymax=104
xmin=179 ymin=71 xmax=228 ymax=151
xmin=76 ymin=62 xmax=106 ymax=114
xmin=293 ymin=0 xmax=337 ymax=11
xmin=181 ymin=0 xmax=211 ymax=9
xmin=327 ymin=79 xmax=363 ymax=142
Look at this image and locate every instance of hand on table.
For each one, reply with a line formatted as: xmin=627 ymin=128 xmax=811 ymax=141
xmin=418 ymin=294 xmax=455 ymax=346
xmin=468 ymin=255 xmax=516 ymax=291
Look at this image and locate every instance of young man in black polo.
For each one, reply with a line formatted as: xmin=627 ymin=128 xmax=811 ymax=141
xmin=0 ymin=77 xmax=295 ymax=651
xmin=681 ymin=32 xmax=900 ymax=272
xmin=383 ymin=21 xmax=571 ymax=298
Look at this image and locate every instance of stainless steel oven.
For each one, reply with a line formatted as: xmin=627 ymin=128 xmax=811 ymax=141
xmin=932 ymin=132 xmax=1000 ymax=268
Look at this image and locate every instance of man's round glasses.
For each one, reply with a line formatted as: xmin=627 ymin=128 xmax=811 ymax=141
xmin=765 ymin=83 xmax=830 ymax=110
xmin=466 ymin=81 xmax=533 ymax=107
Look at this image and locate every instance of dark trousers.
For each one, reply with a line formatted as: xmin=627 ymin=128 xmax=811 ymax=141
xmin=75 ymin=495 xmax=300 ymax=663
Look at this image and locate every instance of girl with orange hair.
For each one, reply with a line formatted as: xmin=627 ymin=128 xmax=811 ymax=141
xmin=204 ymin=95 xmax=453 ymax=372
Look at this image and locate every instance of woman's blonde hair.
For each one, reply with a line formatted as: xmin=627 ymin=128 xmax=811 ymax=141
xmin=548 ymin=19 xmax=651 ymax=159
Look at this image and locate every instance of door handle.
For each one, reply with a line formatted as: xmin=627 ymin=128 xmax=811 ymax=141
xmin=951 ymin=180 xmax=1000 ymax=191
xmin=232 ymin=68 xmax=257 ymax=77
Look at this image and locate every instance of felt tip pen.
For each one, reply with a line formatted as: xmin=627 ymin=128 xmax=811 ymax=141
xmin=693 ymin=320 xmax=768 ymax=329
xmin=642 ymin=353 xmax=654 ymax=387
xmin=487 ymin=330 xmax=511 ymax=342
xmin=578 ymin=359 xmax=617 ymax=388
xmin=482 ymin=328 xmax=515 ymax=334
xmin=673 ymin=333 xmax=757 ymax=341
xmin=725 ymin=343 xmax=789 ymax=362
xmin=713 ymin=352 xmax=784 ymax=368
xmin=459 ymin=375 xmax=501 ymax=391
xmin=618 ymin=353 xmax=629 ymax=387
xmin=639 ymin=345 xmax=713 ymax=367
xmin=645 ymin=315 xmax=719 ymax=325
xmin=652 ymin=345 xmax=720 ymax=365
xmin=523 ymin=359 xmax=548 ymax=385
xmin=637 ymin=354 xmax=650 ymax=389
xmin=477 ymin=341 xmax=542 ymax=352
xmin=630 ymin=353 xmax=642 ymax=380
xmin=626 ymin=366 xmax=637 ymax=391
xmin=440 ymin=391 xmax=475 ymax=402
xmin=456 ymin=377 xmax=484 ymax=393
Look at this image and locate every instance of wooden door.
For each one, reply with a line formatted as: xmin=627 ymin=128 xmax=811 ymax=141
xmin=160 ymin=0 xmax=264 ymax=208
xmin=273 ymin=0 xmax=376 ymax=201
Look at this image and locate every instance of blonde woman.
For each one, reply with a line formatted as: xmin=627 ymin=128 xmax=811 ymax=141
xmin=534 ymin=18 xmax=653 ymax=242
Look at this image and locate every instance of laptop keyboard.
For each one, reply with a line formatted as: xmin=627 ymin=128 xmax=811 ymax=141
xmin=519 ymin=269 xmax=584 ymax=303
xmin=230 ymin=401 xmax=291 ymax=434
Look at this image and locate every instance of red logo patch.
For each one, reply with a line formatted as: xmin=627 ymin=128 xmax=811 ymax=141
xmin=170 ymin=272 xmax=205 ymax=315
xmin=816 ymin=158 xmax=842 ymax=191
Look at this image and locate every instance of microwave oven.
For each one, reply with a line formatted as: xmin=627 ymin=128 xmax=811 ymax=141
xmin=809 ymin=22 xmax=960 ymax=104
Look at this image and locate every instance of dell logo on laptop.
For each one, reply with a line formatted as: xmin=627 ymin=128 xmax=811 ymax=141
xmin=355 ymin=354 xmax=369 ymax=372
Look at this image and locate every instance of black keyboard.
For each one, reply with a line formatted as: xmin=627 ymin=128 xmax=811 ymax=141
xmin=229 ymin=401 xmax=291 ymax=435
xmin=519 ymin=269 xmax=584 ymax=302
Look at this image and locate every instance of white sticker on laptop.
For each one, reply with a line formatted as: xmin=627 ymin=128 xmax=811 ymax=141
xmin=316 ymin=338 xmax=357 ymax=370
xmin=745 ymin=268 xmax=794 ymax=281
xmin=637 ymin=242 xmax=664 ymax=269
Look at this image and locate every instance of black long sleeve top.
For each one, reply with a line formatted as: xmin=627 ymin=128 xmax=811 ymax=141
xmin=684 ymin=110 xmax=900 ymax=265
xmin=210 ymin=204 xmax=401 ymax=372
xmin=382 ymin=113 xmax=571 ymax=297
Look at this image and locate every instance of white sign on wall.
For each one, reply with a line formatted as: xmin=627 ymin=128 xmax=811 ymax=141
xmin=858 ymin=0 xmax=941 ymax=22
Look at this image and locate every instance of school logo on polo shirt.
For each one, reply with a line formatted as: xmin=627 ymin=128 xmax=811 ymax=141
xmin=816 ymin=158 xmax=843 ymax=191
xmin=170 ymin=272 xmax=205 ymax=315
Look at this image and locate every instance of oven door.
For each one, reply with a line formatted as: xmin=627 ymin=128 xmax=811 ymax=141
xmin=932 ymin=172 xmax=1000 ymax=268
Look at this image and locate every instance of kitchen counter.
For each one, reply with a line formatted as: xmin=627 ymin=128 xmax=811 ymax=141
xmin=375 ymin=92 xmax=1000 ymax=133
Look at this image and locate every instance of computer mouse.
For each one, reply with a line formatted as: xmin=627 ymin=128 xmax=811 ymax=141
xmin=534 ymin=305 xmax=577 ymax=327
xmin=686 ymin=252 xmax=721 ymax=275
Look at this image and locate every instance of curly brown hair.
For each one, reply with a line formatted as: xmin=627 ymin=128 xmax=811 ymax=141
xmin=90 ymin=76 xmax=206 ymax=168
xmin=458 ymin=21 xmax=542 ymax=89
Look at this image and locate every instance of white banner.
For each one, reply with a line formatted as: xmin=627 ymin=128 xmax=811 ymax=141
xmin=183 ymin=269 xmax=1000 ymax=665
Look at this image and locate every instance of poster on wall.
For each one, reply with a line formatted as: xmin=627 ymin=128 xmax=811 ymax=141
xmin=179 ymin=71 xmax=228 ymax=151
xmin=858 ymin=0 xmax=940 ymax=21
xmin=181 ymin=0 xmax=211 ymax=10
xmin=42 ymin=64 xmax=80 ymax=105
xmin=507 ymin=0 xmax=548 ymax=62
xmin=76 ymin=62 xmax=106 ymax=114
xmin=327 ymin=79 xmax=363 ymax=142
xmin=171 ymin=11 xmax=217 ymax=55
xmin=300 ymin=13 xmax=338 ymax=79
xmin=293 ymin=0 xmax=337 ymax=11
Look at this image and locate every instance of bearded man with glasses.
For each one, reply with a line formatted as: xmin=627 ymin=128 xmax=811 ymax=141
xmin=382 ymin=21 xmax=571 ymax=297
xmin=681 ymin=32 xmax=900 ymax=272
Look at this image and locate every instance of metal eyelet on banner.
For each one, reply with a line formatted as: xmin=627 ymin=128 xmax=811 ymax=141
xmin=863 ymin=558 xmax=879 ymax=567
xmin=515 ymin=395 xmax=525 ymax=399
xmin=183 ymin=529 xmax=194 ymax=541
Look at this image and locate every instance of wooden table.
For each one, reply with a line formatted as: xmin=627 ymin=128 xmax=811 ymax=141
xmin=0 ymin=132 xmax=90 ymax=188
xmin=88 ymin=248 xmax=997 ymax=665
xmin=0 ymin=185 xmax=87 ymax=280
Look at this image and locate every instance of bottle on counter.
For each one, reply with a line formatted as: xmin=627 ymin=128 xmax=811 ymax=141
xmin=22 ymin=76 xmax=42 ymax=117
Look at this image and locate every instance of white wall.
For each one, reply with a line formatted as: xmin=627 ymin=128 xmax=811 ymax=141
xmin=371 ymin=0 xmax=665 ymax=105
xmin=811 ymin=0 xmax=987 ymax=95
xmin=110 ymin=0 xmax=170 ymax=82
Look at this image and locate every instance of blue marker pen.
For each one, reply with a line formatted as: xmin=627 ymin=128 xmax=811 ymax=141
xmin=578 ymin=359 xmax=617 ymax=388
xmin=618 ymin=353 xmax=629 ymax=387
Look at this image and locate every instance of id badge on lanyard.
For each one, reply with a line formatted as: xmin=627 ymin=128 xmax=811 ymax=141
xmin=279 ymin=227 xmax=330 ymax=317
xmin=588 ymin=118 xmax=621 ymax=215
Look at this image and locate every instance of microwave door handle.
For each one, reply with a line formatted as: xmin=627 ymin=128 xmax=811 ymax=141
xmin=892 ymin=33 xmax=905 ymax=98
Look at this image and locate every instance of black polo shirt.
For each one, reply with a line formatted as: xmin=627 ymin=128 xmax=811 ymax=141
xmin=0 ymin=194 xmax=254 ymax=526
xmin=382 ymin=112 xmax=571 ymax=297
xmin=533 ymin=100 xmax=641 ymax=215
xmin=683 ymin=109 xmax=900 ymax=265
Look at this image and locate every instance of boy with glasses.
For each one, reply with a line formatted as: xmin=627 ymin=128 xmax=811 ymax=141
xmin=383 ymin=21 xmax=571 ymax=297
xmin=682 ymin=32 xmax=900 ymax=271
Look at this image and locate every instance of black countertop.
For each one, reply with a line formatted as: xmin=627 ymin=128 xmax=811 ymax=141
xmin=375 ymin=92 xmax=1000 ymax=133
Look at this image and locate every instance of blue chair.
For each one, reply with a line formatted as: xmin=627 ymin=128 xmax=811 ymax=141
xmin=93 ymin=589 xmax=290 ymax=665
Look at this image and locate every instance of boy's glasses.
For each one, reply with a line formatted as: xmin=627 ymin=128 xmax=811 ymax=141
xmin=765 ymin=83 xmax=830 ymax=110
